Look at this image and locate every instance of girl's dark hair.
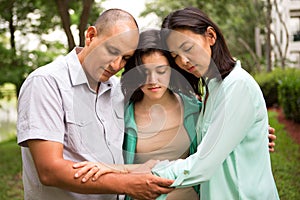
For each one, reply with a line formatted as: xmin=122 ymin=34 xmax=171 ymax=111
xmin=161 ymin=7 xmax=236 ymax=80
xmin=121 ymin=29 xmax=199 ymax=104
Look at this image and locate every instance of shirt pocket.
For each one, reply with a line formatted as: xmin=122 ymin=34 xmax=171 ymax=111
xmin=65 ymin=110 xmax=95 ymax=153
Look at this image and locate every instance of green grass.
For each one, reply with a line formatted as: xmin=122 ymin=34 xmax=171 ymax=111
xmin=0 ymin=111 xmax=299 ymax=199
xmin=269 ymin=111 xmax=300 ymax=199
xmin=0 ymin=137 xmax=23 ymax=200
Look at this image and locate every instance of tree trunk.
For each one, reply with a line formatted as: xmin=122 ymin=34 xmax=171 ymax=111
xmin=79 ymin=0 xmax=94 ymax=47
xmin=266 ymin=0 xmax=272 ymax=72
xmin=54 ymin=0 xmax=76 ymax=51
xmin=238 ymin=37 xmax=261 ymax=72
xmin=273 ymin=0 xmax=289 ymax=69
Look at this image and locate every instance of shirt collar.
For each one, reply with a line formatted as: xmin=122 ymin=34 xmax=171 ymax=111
xmin=66 ymin=47 xmax=116 ymax=94
xmin=66 ymin=47 xmax=87 ymax=86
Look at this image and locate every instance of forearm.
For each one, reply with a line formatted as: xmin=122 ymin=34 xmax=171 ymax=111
xmin=38 ymin=158 xmax=127 ymax=194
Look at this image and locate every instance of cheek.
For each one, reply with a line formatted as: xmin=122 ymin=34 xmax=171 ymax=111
xmin=175 ymin=57 xmax=184 ymax=68
xmin=159 ymin=73 xmax=171 ymax=87
xmin=140 ymin=85 xmax=147 ymax=94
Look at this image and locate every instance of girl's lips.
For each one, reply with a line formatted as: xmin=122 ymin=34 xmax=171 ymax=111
xmin=148 ymin=86 xmax=161 ymax=92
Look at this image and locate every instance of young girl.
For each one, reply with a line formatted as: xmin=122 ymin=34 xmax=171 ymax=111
xmin=121 ymin=29 xmax=200 ymax=199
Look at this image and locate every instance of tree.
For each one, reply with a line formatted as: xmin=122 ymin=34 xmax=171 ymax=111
xmin=0 ymin=0 xmax=104 ymax=97
xmin=141 ymin=0 xmax=267 ymax=73
xmin=54 ymin=0 xmax=103 ymax=51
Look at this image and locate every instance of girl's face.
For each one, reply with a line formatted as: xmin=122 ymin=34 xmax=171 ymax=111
xmin=166 ymin=28 xmax=215 ymax=78
xmin=140 ymin=51 xmax=171 ymax=101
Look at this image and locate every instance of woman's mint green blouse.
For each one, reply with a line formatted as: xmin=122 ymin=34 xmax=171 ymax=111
xmin=152 ymin=61 xmax=279 ymax=200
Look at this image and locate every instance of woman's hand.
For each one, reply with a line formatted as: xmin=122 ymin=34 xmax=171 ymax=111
xmin=129 ymin=160 xmax=160 ymax=174
xmin=73 ymin=161 xmax=128 ymax=183
xmin=268 ymin=125 xmax=276 ymax=152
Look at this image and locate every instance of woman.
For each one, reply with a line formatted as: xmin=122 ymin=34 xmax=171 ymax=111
xmin=151 ymin=7 xmax=280 ymax=199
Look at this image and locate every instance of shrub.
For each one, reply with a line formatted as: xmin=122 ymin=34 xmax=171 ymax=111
xmin=278 ymin=69 xmax=300 ymax=122
xmin=254 ymin=68 xmax=283 ymax=107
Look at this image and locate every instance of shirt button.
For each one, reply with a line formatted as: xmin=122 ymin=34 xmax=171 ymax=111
xmin=183 ymin=170 xmax=189 ymax=175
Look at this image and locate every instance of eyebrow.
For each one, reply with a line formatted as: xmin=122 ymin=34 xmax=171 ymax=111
xmin=156 ymin=65 xmax=168 ymax=68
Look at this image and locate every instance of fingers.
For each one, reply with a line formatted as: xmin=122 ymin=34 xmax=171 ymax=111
xmin=73 ymin=161 xmax=88 ymax=169
xmin=81 ymin=164 xmax=100 ymax=182
xmin=152 ymin=176 xmax=174 ymax=188
xmin=269 ymin=141 xmax=275 ymax=152
xmin=73 ymin=162 xmax=97 ymax=180
xmin=268 ymin=133 xmax=277 ymax=141
xmin=268 ymin=125 xmax=275 ymax=135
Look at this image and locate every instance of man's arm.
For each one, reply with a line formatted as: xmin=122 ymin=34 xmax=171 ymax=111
xmin=28 ymin=139 xmax=174 ymax=200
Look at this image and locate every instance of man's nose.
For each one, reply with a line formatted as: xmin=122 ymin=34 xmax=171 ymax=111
xmin=110 ymin=56 xmax=124 ymax=71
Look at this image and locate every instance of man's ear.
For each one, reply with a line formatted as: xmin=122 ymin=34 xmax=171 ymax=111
xmin=206 ymin=26 xmax=216 ymax=46
xmin=85 ymin=26 xmax=98 ymax=46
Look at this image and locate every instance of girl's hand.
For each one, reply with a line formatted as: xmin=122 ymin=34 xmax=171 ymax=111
xmin=73 ymin=161 xmax=128 ymax=183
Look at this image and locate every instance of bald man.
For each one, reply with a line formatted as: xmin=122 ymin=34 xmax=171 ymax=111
xmin=17 ymin=9 xmax=173 ymax=200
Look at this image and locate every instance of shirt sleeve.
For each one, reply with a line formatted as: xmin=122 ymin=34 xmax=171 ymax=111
xmin=17 ymin=75 xmax=65 ymax=146
xmin=152 ymin=79 xmax=257 ymax=187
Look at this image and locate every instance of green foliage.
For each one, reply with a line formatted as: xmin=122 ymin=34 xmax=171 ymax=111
xmin=254 ymin=68 xmax=285 ymax=107
xmin=278 ymin=69 xmax=300 ymax=122
xmin=255 ymin=68 xmax=300 ymax=122
xmin=0 ymin=138 xmax=23 ymax=200
xmin=0 ymin=0 xmax=105 ymax=99
xmin=141 ymin=0 xmax=266 ymax=73
xmin=269 ymin=111 xmax=300 ymax=199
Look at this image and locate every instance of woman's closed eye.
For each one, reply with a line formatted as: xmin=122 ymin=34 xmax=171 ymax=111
xmin=182 ymin=45 xmax=193 ymax=53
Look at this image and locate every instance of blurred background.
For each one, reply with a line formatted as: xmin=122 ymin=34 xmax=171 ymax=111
xmin=0 ymin=0 xmax=299 ymax=199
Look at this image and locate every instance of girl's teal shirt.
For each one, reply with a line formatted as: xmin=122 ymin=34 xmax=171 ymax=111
xmin=122 ymin=93 xmax=202 ymax=199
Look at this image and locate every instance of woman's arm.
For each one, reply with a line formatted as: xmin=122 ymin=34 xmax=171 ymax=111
xmin=152 ymin=79 xmax=264 ymax=187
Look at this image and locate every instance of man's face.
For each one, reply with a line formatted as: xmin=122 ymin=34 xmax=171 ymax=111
xmin=83 ymin=24 xmax=139 ymax=87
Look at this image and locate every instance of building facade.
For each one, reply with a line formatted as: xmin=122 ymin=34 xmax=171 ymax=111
xmin=271 ymin=0 xmax=300 ymax=68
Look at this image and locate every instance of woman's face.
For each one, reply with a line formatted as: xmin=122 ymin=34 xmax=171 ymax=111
xmin=140 ymin=51 xmax=171 ymax=101
xmin=166 ymin=29 xmax=213 ymax=78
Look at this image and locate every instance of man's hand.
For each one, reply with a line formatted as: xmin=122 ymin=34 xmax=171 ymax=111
xmin=268 ymin=126 xmax=276 ymax=152
xmin=122 ymin=173 xmax=174 ymax=200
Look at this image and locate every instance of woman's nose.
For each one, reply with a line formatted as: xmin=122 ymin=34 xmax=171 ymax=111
xmin=175 ymin=55 xmax=189 ymax=67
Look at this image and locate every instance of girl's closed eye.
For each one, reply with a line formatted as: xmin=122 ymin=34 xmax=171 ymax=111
xmin=156 ymin=65 xmax=169 ymax=74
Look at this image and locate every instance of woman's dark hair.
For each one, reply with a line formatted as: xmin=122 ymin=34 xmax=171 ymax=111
xmin=121 ymin=29 xmax=199 ymax=104
xmin=161 ymin=7 xmax=236 ymax=80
